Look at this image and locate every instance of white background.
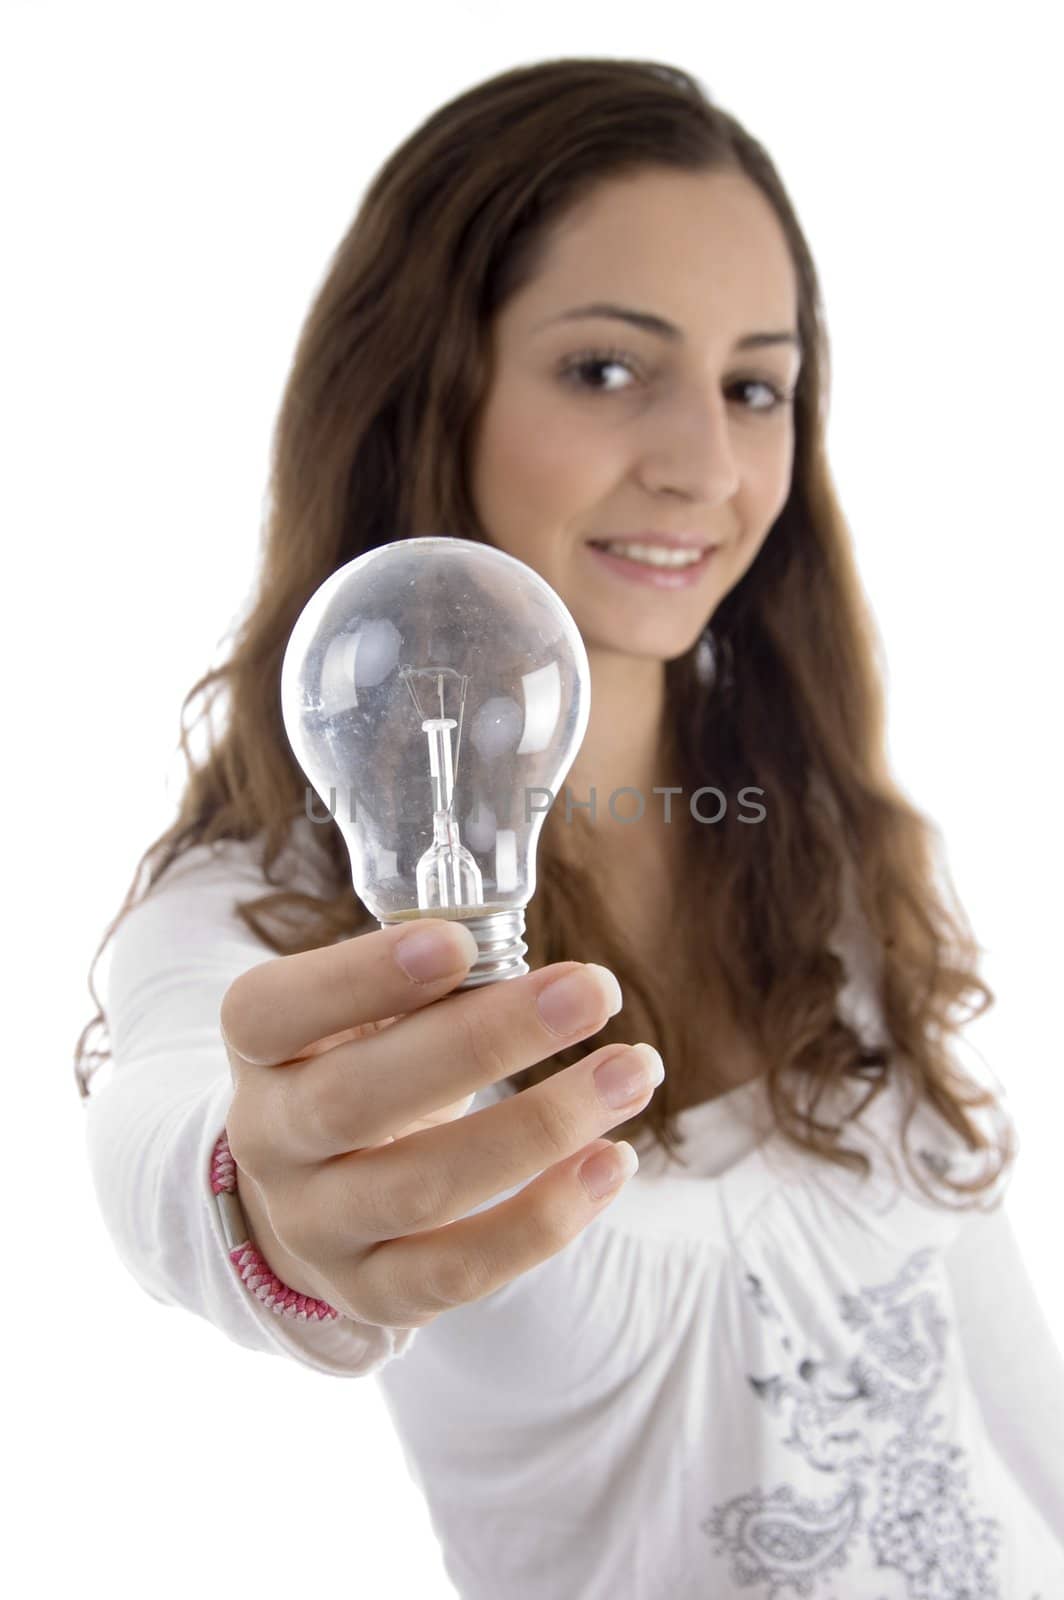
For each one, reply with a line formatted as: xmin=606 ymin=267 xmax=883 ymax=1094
xmin=4 ymin=2 xmax=1061 ymax=1594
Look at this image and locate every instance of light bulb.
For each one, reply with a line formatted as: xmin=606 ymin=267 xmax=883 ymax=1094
xmin=280 ymin=536 xmax=591 ymax=985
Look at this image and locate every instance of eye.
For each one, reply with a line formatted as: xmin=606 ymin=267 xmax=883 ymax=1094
xmin=558 ymin=346 xmax=644 ymax=393
xmin=730 ymin=377 xmax=796 ymax=414
xmin=558 ymin=347 xmax=796 ymax=413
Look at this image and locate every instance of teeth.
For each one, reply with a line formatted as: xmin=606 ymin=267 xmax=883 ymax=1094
xmin=595 ymin=541 xmax=705 ymax=568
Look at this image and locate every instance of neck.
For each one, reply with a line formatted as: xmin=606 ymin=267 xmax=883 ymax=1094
xmin=564 ymin=647 xmax=673 ymax=845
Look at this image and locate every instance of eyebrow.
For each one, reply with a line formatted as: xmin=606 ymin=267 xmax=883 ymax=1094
xmin=534 ymin=301 xmax=802 ymax=354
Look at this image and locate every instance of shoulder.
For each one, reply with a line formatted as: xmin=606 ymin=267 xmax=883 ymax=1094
xmin=143 ymin=814 xmax=332 ymax=904
xmin=821 ymin=1054 xmax=1016 ymax=1227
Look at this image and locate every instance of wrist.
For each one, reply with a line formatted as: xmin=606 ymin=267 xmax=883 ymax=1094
xmin=234 ymin=1166 xmax=305 ymax=1286
xmin=210 ymin=1127 xmax=341 ymax=1323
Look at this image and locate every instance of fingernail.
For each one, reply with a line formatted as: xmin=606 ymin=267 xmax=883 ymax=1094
xmin=593 ymin=1044 xmax=665 ymax=1109
xmin=536 ymin=964 xmax=622 ymax=1036
xmin=579 ymin=1140 xmax=639 ymax=1199
xmin=395 ymin=923 xmax=478 ymax=983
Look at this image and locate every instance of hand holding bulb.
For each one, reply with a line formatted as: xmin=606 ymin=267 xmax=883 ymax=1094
xmin=217 ymin=537 xmax=665 ymax=1330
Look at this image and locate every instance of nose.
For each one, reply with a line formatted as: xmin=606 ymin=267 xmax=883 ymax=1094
xmin=637 ymin=381 xmax=741 ymax=505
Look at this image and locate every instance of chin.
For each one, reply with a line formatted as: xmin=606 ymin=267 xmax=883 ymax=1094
xmin=581 ymin=617 xmax=705 ymax=662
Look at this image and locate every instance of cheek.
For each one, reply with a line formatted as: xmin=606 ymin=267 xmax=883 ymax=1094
xmin=475 ymin=399 xmax=545 ymax=504
xmin=475 ymin=392 xmax=607 ymax=517
xmin=722 ymin=451 xmax=792 ymax=575
xmin=470 ymin=404 xmax=565 ymax=564
xmin=767 ymin=430 xmax=796 ymax=509
xmin=743 ymin=438 xmax=794 ymax=531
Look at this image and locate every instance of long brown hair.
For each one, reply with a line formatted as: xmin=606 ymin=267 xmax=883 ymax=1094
xmin=74 ymin=55 xmax=1015 ymax=1207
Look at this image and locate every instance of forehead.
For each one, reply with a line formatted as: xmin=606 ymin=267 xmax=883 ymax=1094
xmin=510 ymin=167 xmax=799 ymax=331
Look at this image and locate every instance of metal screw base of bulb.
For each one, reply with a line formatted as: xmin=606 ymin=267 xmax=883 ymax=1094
xmin=379 ymin=907 xmax=529 ymax=987
xmin=455 ymin=908 xmax=529 ymax=986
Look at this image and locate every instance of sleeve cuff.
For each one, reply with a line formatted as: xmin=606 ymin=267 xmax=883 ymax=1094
xmin=199 ymin=1074 xmax=419 ymax=1379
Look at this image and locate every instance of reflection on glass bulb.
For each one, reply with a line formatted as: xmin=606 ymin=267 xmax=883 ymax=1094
xmin=280 ymin=536 xmax=591 ymax=985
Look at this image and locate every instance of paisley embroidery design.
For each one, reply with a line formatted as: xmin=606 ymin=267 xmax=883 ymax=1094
xmin=699 ymin=1248 xmax=1027 ymax=1598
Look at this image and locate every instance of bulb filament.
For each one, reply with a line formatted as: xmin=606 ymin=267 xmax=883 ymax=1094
xmin=399 ymin=664 xmax=484 ymax=912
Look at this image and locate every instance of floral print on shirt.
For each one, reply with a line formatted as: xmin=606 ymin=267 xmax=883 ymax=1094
xmin=699 ymin=1245 xmax=1042 ymax=1599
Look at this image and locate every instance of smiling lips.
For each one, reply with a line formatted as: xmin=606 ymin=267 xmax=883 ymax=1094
xmin=593 ymin=541 xmax=703 ymax=569
xmin=586 ymin=539 xmax=719 ymax=588
xmin=587 ymin=530 xmax=720 ymax=573
xmin=588 ymin=531 xmax=720 ymax=571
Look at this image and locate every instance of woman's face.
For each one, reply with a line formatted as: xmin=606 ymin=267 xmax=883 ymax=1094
xmin=468 ymin=166 xmax=803 ymax=662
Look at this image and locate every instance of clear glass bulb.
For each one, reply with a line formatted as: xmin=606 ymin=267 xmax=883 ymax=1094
xmin=280 ymin=536 xmax=591 ymax=985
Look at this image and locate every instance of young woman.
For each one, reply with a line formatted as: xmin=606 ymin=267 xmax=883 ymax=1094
xmin=77 ymin=56 xmax=1064 ymax=1598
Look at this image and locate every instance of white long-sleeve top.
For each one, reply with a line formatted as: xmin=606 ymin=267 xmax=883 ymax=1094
xmin=84 ymin=826 xmax=1064 ymax=1598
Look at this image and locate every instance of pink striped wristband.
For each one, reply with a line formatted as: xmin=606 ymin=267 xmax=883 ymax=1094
xmin=210 ymin=1127 xmax=341 ymax=1323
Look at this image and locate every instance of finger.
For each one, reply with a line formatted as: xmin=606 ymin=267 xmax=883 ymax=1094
xmin=344 ymin=1133 xmax=641 ymax=1327
xmin=290 ymin=1016 xmax=400 ymax=1062
xmin=219 ymin=918 xmax=480 ymax=1067
xmin=274 ymin=959 xmax=625 ymax=1162
xmin=312 ymin=1039 xmax=662 ymax=1242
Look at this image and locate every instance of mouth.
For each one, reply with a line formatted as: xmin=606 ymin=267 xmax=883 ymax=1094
xmin=585 ymin=538 xmax=719 ymax=589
